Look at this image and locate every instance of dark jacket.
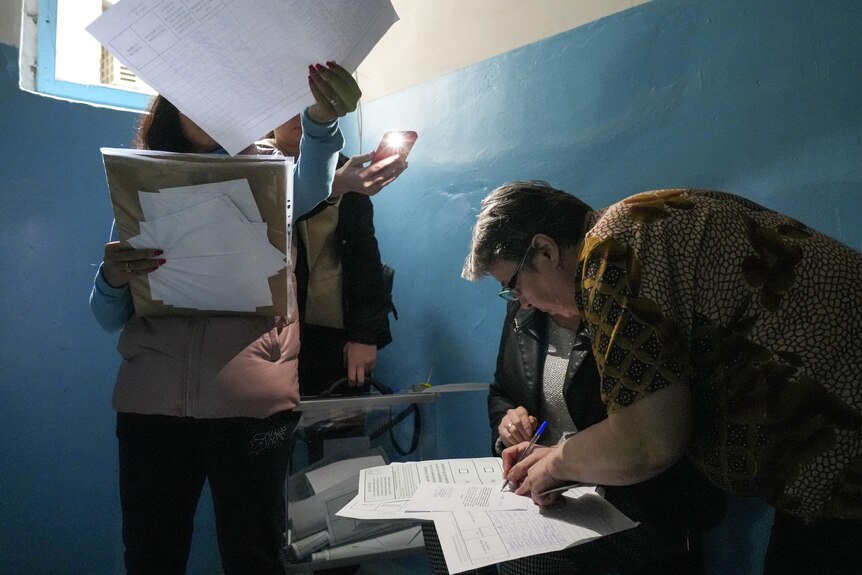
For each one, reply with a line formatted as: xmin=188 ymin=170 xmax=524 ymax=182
xmin=294 ymin=157 xmax=394 ymax=395
xmin=488 ymin=303 xmax=600 ymax=455
xmin=488 ymin=302 xmax=725 ymax=536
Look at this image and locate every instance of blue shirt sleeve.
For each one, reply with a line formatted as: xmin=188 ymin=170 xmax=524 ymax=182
xmin=89 ymin=262 xmax=133 ymax=333
xmin=293 ymin=107 xmax=344 ymax=218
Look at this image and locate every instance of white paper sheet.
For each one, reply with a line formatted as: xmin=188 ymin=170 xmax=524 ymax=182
xmin=140 ymin=179 xmax=262 ymax=222
xmin=430 ymin=492 xmax=638 ymax=574
xmin=87 ymin=0 xmax=398 ymax=155
xmin=128 ymin=181 xmax=286 ymax=311
xmin=305 ymin=454 xmax=387 ymax=495
xmin=334 ymin=458 xmax=639 ymax=574
xmin=360 ymin=458 xmax=504 ymax=503
xmin=336 ymin=493 xmax=435 ymax=523
xmin=402 ymin=483 xmax=532 ymax=513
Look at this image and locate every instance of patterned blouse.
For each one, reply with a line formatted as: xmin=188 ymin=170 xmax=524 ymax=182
xmin=575 ymin=189 xmax=862 ymax=519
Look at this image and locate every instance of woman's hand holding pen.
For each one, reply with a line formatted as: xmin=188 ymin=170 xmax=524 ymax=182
xmin=499 ymin=406 xmax=538 ymax=447
xmin=503 ymin=443 xmax=567 ymax=508
xmin=102 ymin=241 xmax=165 ymax=288
xmin=307 ymin=61 xmax=361 ymax=124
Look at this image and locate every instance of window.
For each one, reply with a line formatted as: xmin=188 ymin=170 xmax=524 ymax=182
xmin=20 ymin=0 xmax=154 ymax=111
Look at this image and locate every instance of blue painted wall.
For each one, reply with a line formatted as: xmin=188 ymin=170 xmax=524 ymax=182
xmin=2 ymin=0 xmax=860 ymax=572
xmin=0 ymin=42 xmax=225 ymax=573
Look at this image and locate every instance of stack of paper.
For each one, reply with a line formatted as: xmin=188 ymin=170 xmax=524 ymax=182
xmin=100 ymin=148 xmax=293 ymax=317
xmin=286 ymin=450 xmax=402 ymax=564
xmin=128 ymin=179 xmax=286 ymax=311
xmin=335 ymin=458 xmax=639 ymax=574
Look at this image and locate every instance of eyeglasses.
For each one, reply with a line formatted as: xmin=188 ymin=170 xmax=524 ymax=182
xmin=498 ymin=244 xmax=534 ymax=301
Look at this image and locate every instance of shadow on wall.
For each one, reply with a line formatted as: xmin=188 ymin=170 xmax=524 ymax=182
xmin=760 ymin=180 xmax=862 ymax=252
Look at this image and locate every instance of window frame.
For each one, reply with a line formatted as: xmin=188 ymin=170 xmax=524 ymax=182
xmin=21 ymin=0 xmax=151 ymax=111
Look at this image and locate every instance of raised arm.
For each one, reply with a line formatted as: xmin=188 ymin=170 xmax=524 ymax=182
xmin=293 ymin=62 xmax=361 ymax=217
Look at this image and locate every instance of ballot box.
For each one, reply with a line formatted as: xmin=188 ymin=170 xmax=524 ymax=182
xmin=282 ymin=390 xmax=438 ymax=572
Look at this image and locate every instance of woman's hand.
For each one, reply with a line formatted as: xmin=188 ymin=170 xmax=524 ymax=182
xmin=101 ymin=241 xmax=164 ymax=288
xmin=331 ymin=152 xmax=407 ymax=199
xmin=502 ymin=444 xmax=567 ymax=507
xmin=343 ymin=341 xmax=377 ymax=386
xmin=498 ymin=406 xmax=537 ymax=447
xmin=307 ymin=62 xmax=361 ymax=124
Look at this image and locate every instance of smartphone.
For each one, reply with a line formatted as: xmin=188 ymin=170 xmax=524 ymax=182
xmin=372 ymin=130 xmax=418 ymax=163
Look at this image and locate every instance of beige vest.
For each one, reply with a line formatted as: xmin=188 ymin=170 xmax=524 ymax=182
xmin=298 ymin=202 xmax=344 ymax=328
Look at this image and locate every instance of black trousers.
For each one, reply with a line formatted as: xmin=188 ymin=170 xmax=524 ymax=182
xmin=116 ymin=411 xmax=299 ymax=575
xmin=763 ymin=509 xmax=862 ymax=575
xmin=298 ymin=323 xmax=350 ymax=397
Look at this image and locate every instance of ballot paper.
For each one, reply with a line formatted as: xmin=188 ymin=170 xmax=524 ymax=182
xmin=430 ymin=492 xmax=638 ymax=574
xmin=139 ymin=179 xmax=263 ymax=222
xmin=100 ymin=147 xmax=294 ymax=316
xmin=361 ymin=458 xmax=504 ymax=503
xmin=334 ymin=457 xmax=638 ymax=574
xmin=335 ymin=458 xmax=504 ymax=522
xmin=128 ymin=192 xmax=286 ymax=311
xmin=86 ymin=0 xmax=398 ymax=155
xmin=287 ymin=450 xmax=400 ymax=563
xmin=402 ymin=483 xmax=532 ymax=512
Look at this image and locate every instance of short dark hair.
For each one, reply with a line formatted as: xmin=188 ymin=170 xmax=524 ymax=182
xmin=462 ymin=180 xmax=592 ymax=280
xmin=133 ymin=95 xmax=195 ymax=152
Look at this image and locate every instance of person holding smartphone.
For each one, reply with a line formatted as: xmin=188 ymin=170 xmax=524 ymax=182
xmin=268 ymin=122 xmax=409 ymax=397
xmin=264 ymin=120 xmax=409 ymax=575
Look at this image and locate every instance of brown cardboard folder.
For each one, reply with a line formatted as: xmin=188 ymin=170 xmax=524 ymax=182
xmin=100 ymin=148 xmax=294 ymax=317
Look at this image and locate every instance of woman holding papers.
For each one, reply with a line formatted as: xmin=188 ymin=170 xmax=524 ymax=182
xmin=90 ymin=63 xmax=361 ymax=575
xmin=462 ymin=181 xmax=862 ymax=574
xmin=423 ymin=300 xmax=724 ymax=574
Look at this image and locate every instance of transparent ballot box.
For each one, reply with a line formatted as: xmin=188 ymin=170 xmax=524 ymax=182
xmin=282 ymin=391 xmax=437 ymax=572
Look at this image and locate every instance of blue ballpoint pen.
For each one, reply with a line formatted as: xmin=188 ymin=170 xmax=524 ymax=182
xmin=501 ymin=420 xmax=548 ymax=491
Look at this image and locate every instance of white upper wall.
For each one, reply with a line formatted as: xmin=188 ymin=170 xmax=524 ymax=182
xmin=1 ymin=0 xmax=23 ymax=48
xmin=1 ymin=0 xmax=648 ymax=100
xmin=357 ymin=0 xmax=649 ymax=101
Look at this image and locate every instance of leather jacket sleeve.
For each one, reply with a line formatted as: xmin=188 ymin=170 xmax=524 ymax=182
xmin=485 ymin=305 xmax=727 ymax=535
xmin=487 ymin=302 xmax=541 ymax=455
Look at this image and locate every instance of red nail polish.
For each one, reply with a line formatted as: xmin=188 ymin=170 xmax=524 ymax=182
xmin=315 ymin=63 xmax=326 ymax=72
xmin=158 ymin=259 xmax=166 ymax=266
xmin=326 ymin=61 xmax=335 ymax=67
xmin=154 ymin=249 xmax=163 ymax=256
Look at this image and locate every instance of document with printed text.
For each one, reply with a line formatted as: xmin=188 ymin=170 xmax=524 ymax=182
xmin=87 ymin=0 xmax=398 ymax=155
xmin=335 ymin=457 xmax=638 ymax=574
